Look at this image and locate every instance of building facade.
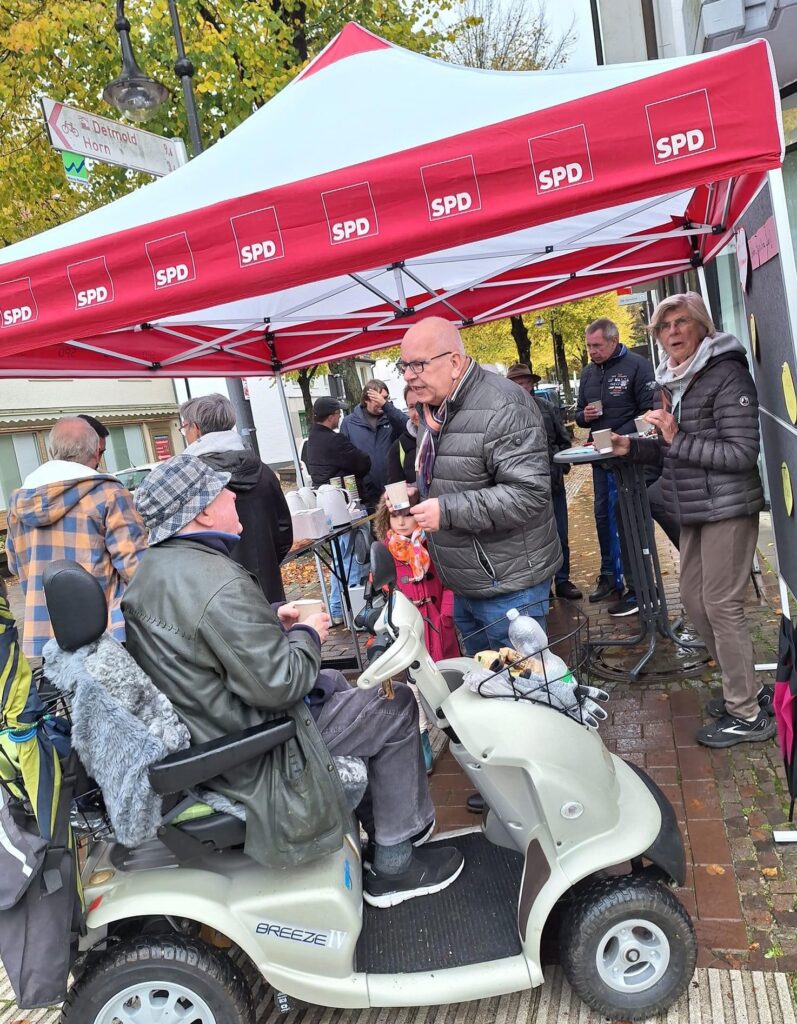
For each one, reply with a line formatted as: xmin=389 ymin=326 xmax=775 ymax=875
xmin=0 ymin=378 xmax=182 ymax=526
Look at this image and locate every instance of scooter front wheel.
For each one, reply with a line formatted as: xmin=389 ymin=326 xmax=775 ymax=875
xmin=60 ymin=935 xmax=254 ymax=1024
xmin=559 ymin=875 xmax=696 ymax=1020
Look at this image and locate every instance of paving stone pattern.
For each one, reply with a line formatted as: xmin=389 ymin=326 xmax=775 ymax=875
xmin=2 ymin=458 xmax=793 ymax=979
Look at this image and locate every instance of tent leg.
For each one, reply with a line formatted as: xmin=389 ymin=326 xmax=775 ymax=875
xmin=275 ymin=370 xmax=305 ymax=486
xmin=697 ymin=266 xmax=712 ymax=317
xmin=275 ymin=370 xmax=333 ymax=616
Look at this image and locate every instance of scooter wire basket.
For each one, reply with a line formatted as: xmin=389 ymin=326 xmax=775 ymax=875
xmin=462 ymin=603 xmax=607 ymax=729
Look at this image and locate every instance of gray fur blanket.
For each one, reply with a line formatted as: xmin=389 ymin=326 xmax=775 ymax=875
xmin=43 ymin=634 xmax=191 ymax=847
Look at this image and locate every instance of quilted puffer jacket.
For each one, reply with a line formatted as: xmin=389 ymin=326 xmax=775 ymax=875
xmin=629 ymin=345 xmax=763 ymax=525
xmin=420 ymin=362 xmax=561 ymax=597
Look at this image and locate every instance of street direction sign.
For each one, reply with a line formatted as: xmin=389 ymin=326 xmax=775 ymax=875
xmin=618 ymin=292 xmax=648 ymax=305
xmin=41 ymin=98 xmax=187 ymax=177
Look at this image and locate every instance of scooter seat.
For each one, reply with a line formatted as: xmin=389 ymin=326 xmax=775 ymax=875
xmin=171 ymin=811 xmax=246 ymax=850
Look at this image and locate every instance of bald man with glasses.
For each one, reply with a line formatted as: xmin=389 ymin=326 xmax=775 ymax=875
xmin=398 ymin=317 xmax=561 ymax=655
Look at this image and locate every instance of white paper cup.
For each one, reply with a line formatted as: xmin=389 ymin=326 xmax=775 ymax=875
xmin=591 ymin=400 xmax=603 ymax=415
xmin=292 ymin=599 xmax=325 ymax=623
xmin=385 ymin=480 xmax=411 ymax=510
xmin=592 ymin=428 xmax=614 ymax=454
xmin=635 ymin=416 xmax=653 ymax=436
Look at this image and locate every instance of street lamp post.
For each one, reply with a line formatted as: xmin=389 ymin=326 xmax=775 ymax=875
xmin=105 ymin=0 xmax=259 ymax=454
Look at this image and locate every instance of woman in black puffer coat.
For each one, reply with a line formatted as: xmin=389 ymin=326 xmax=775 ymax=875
xmin=612 ymin=292 xmax=771 ymax=751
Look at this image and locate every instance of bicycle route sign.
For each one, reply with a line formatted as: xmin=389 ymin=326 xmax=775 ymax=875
xmin=41 ymin=98 xmax=187 ymax=178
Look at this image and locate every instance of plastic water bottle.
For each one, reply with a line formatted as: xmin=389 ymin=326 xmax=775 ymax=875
xmin=506 ymin=608 xmax=574 ymax=686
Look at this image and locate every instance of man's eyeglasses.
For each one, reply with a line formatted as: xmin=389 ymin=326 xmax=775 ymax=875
xmin=179 ymin=422 xmax=190 ymax=434
xmin=658 ymin=316 xmax=693 ymax=334
xmin=396 ymin=351 xmax=453 ymax=375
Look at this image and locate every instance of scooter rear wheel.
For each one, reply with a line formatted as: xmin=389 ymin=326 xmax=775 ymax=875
xmin=60 ymin=935 xmax=254 ymax=1024
xmin=559 ymin=874 xmax=696 ymax=1020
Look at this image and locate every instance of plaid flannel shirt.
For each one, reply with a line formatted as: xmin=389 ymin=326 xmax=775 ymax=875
xmin=6 ymin=475 xmax=147 ymax=656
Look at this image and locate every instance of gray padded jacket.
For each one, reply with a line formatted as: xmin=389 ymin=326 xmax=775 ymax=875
xmin=420 ymin=362 xmax=561 ymax=597
xmin=629 ymin=345 xmax=763 ymax=524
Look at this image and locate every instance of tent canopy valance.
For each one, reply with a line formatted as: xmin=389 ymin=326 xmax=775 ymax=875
xmin=0 ymin=25 xmax=783 ymax=377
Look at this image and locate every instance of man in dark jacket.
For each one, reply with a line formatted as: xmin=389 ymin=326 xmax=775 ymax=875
xmin=180 ymin=394 xmax=292 ymax=602
xmin=505 ymin=363 xmax=581 ymax=600
xmin=124 ymin=455 xmax=463 ymax=904
xmin=304 ymin=396 xmax=372 ymax=623
xmin=340 ymin=380 xmax=407 ymax=510
xmin=575 ymin=319 xmax=655 ymax=614
xmin=399 ymin=318 xmax=561 ymax=653
xmin=304 ymin=397 xmax=371 ymax=491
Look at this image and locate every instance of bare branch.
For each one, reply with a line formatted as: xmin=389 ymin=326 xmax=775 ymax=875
xmin=446 ymin=0 xmax=576 ymax=71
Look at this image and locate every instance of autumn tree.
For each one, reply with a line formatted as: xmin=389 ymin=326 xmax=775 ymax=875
xmin=0 ymin=0 xmax=460 ymax=246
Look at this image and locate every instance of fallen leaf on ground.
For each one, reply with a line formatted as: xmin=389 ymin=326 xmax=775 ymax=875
xmin=749 ymin=942 xmax=760 ymax=951
xmin=762 ymin=867 xmax=779 ymax=878
xmin=658 ymin=693 xmax=670 ymax=701
xmin=705 ymin=864 xmax=726 ymax=875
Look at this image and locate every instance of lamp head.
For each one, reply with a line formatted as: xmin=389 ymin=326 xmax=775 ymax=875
xmin=103 ymin=10 xmax=169 ymax=123
xmin=534 ymin=315 xmax=545 ymax=328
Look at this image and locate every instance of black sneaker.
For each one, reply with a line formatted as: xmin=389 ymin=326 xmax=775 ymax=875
xmin=607 ymin=591 xmax=639 ymax=617
xmin=555 ymin=580 xmax=583 ymax=600
xmin=706 ymin=684 xmax=775 ymax=720
xmin=589 ymin=575 xmax=615 ymax=603
xmin=696 ymin=710 xmax=777 ymax=748
xmin=363 ymin=844 xmax=464 ymax=908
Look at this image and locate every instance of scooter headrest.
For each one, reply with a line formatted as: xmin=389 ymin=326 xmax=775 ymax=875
xmin=43 ymin=560 xmax=108 ymax=652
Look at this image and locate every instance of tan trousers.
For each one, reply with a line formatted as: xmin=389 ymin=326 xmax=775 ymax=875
xmin=679 ymin=514 xmax=759 ymax=721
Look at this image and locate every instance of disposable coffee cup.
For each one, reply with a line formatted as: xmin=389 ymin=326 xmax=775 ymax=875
xmin=592 ymin=428 xmax=614 ymax=454
xmin=635 ymin=416 xmax=653 ymax=436
xmin=591 ymin=400 xmax=603 ymax=415
xmin=385 ymin=480 xmax=411 ymax=511
xmin=292 ymin=599 xmax=325 ymax=623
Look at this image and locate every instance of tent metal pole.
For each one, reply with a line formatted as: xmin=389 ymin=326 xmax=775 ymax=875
xmin=275 ymin=369 xmax=305 ymax=485
xmin=697 ymin=266 xmax=712 ymax=316
xmin=274 ymin=369 xmax=333 ymax=618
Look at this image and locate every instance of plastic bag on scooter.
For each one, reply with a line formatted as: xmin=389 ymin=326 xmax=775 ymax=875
xmin=464 ymin=664 xmax=609 ymax=729
xmin=0 ymin=787 xmax=82 ymax=1009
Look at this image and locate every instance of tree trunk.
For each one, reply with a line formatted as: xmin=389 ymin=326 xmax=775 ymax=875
xmin=553 ymin=331 xmax=573 ymax=404
xmin=509 ymin=315 xmax=531 ymax=367
xmin=329 ymin=359 xmax=364 ymax=408
xmin=296 ymin=367 xmax=315 ymax=422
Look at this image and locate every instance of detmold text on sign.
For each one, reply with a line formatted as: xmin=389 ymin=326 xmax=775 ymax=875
xmin=41 ymin=98 xmax=187 ymax=178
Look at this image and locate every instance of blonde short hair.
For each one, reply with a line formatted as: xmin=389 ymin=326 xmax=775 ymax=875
xmin=649 ymin=292 xmax=715 ymax=340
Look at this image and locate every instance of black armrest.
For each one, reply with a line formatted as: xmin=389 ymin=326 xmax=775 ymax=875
xmin=148 ymin=718 xmax=296 ymax=796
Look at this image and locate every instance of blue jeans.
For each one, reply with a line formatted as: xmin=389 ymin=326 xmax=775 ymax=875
xmin=453 ymin=581 xmax=551 ymax=656
xmin=553 ymin=488 xmax=570 ymax=584
xmin=592 ymin=464 xmax=624 ymax=587
xmin=329 ymin=529 xmax=366 ymax=617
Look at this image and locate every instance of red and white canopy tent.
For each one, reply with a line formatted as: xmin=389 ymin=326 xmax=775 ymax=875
xmin=0 ymin=24 xmax=784 ymax=383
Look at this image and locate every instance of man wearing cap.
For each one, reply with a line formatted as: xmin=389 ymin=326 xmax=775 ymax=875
xmin=505 ymin=364 xmax=581 ymax=600
xmin=123 ymin=455 xmax=463 ymax=907
xmin=304 ymin=396 xmax=372 ymax=624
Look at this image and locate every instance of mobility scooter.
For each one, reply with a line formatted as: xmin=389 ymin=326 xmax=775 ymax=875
xmin=41 ymin=547 xmax=696 ymax=1023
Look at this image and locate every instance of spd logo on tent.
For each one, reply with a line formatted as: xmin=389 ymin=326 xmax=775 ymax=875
xmin=231 ymin=206 xmax=285 ymax=268
xmin=420 ymin=155 xmax=482 ymax=221
xmin=528 ymin=125 xmax=594 ymax=196
xmin=67 ymin=256 xmax=115 ymax=310
xmin=321 ymin=183 xmax=379 ymax=244
xmin=646 ymin=89 xmax=716 ymax=164
xmin=145 ymin=232 xmax=197 ymax=289
xmin=0 ymin=277 xmax=37 ymax=329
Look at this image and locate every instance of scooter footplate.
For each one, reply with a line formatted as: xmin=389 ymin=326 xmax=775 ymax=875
xmin=356 ymin=832 xmax=524 ymax=973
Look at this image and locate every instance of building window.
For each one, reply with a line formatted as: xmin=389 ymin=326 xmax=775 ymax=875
xmin=104 ymin=425 xmax=148 ymax=473
xmin=0 ymin=433 xmax=42 ymax=508
xmin=298 ymin=410 xmax=309 ymax=438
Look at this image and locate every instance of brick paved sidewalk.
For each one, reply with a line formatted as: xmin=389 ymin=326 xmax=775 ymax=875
xmin=426 ymin=461 xmax=793 ymax=973
xmin=1 ymin=459 xmax=790 ymax=976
